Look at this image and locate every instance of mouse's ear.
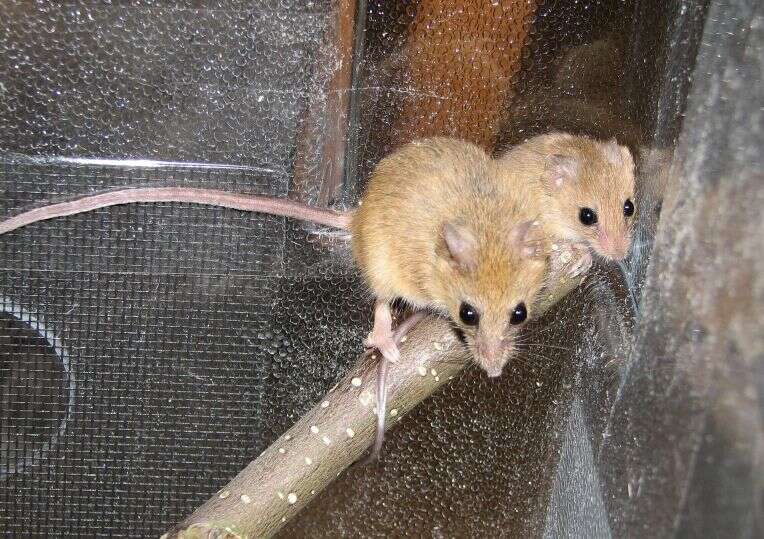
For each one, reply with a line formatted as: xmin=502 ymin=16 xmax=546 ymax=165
xmin=510 ymin=220 xmax=546 ymax=260
xmin=440 ymin=222 xmax=478 ymax=271
xmin=620 ymin=144 xmax=635 ymax=169
xmin=603 ymin=138 xmax=623 ymax=165
xmin=546 ymin=154 xmax=578 ymax=189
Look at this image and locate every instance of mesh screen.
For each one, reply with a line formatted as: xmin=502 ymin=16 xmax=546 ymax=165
xmin=2 ymin=0 xmax=753 ymax=537
xmin=0 ymin=1 xmax=344 ymax=535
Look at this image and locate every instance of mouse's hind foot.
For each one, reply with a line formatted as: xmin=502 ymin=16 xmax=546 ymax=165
xmin=364 ymin=300 xmax=400 ymax=363
xmin=362 ymin=306 xmax=428 ymax=464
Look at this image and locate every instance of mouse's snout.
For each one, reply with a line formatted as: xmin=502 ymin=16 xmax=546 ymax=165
xmin=474 ymin=336 xmax=512 ymax=378
xmin=597 ymin=229 xmax=631 ymax=260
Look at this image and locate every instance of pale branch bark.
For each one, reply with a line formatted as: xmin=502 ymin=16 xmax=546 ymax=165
xmin=164 ymin=256 xmax=585 ymax=539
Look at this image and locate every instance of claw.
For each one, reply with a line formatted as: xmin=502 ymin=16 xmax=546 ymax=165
xmin=363 ymin=301 xmax=400 ymax=362
xmin=364 ymin=331 xmax=400 ymax=361
xmin=568 ymin=249 xmax=593 ymax=277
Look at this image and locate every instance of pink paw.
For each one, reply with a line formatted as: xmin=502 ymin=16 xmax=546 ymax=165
xmin=364 ymin=332 xmax=400 ymax=363
xmin=568 ymin=246 xmax=593 ymax=277
xmin=550 ymin=241 xmax=593 ymax=279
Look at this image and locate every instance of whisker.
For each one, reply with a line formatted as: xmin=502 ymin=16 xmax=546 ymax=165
xmin=617 ymin=260 xmax=640 ymax=314
xmin=520 ymin=350 xmax=559 ymax=365
xmin=520 ymin=317 xmax=573 ymax=338
xmin=520 ymin=343 xmax=576 ymax=353
xmin=506 ymin=354 xmax=534 ymax=369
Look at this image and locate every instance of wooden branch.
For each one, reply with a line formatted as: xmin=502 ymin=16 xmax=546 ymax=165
xmin=164 ymin=250 xmax=584 ymax=539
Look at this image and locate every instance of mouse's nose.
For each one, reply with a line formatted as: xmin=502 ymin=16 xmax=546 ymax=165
xmin=475 ymin=338 xmax=507 ymax=377
xmin=599 ymin=231 xmax=629 ymax=260
xmin=611 ymin=235 xmax=631 ymax=260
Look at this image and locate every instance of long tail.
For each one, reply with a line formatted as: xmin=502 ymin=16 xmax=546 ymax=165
xmin=368 ymin=310 xmax=427 ymax=463
xmin=0 ymin=187 xmax=352 ymax=235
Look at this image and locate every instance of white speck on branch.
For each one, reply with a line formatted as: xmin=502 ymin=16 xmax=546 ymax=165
xmin=164 ymin=252 xmax=583 ymax=539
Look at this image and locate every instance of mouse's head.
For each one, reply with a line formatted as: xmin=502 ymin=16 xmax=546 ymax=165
xmin=543 ymin=137 xmax=636 ymax=261
xmin=432 ymin=219 xmax=548 ymax=377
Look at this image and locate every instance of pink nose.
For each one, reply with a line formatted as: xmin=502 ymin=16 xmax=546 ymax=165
xmin=484 ymin=363 xmax=505 ymax=378
xmin=599 ymin=231 xmax=629 ymax=260
xmin=476 ymin=339 xmax=507 ymax=377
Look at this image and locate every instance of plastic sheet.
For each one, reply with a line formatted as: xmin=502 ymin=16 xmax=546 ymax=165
xmin=1 ymin=0 xmax=760 ymax=537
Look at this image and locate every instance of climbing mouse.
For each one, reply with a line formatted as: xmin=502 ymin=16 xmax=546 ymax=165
xmin=0 ymin=137 xmax=550 ymax=457
xmin=351 ymin=137 xmax=548 ymax=376
xmin=0 ymin=138 xmax=547 ymax=372
xmin=0 ymin=138 xmax=546 ymax=375
xmin=497 ymin=132 xmax=636 ymax=275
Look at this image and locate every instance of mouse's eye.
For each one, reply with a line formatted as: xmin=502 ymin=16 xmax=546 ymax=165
xmin=579 ymin=207 xmax=598 ymax=226
xmin=459 ymin=302 xmax=479 ymax=326
xmin=509 ymin=302 xmax=527 ymax=325
xmin=623 ymin=198 xmax=635 ymax=217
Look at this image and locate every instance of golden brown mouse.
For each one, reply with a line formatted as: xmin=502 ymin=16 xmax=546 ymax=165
xmin=498 ymin=132 xmax=636 ymax=275
xmin=0 ymin=139 xmax=547 ymax=372
xmin=351 ymin=137 xmax=548 ymax=376
xmin=0 ymin=137 xmax=550 ymax=459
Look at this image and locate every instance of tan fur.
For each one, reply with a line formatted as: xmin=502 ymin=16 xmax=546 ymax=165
xmin=351 ymin=138 xmax=549 ymax=376
xmin=498 ymin=132 xmax=636 ymax=260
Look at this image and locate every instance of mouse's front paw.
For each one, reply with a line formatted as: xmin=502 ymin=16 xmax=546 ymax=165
xmin=550 ymin=242 xmax=592 ymax=280
xmin=567 ymin=244 xmax=593 ymax=277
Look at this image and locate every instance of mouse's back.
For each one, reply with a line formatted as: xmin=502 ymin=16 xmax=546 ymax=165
xmin=351 ymin=137 xmax=499 ymax=303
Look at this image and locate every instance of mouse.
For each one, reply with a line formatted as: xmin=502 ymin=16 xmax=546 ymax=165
xmin=0 ymin=137 xmax=550 ymax=458
xmin=352 ymin=137 xmax=549 ymax=459
xmin=497 ymin=132 xmax=636 ymax=276
xmin=351 ymin=137 xmax=548 ymax=375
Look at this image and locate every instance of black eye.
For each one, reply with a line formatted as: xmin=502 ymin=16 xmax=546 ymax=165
xmin=579 ymin=207 xmax=598 ymax=226
xmin=510 ymin=302 xmax=527 ymax=325
xmin=624 ymin=198 xmax=635 ymax=217
xmin=459 ymin=302 xmax=479 ymax=326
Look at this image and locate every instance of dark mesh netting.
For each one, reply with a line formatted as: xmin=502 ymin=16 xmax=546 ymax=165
xmin=1 ymin=0 xmax=761 ymax=537
xmin=0 ymin=1 xmax=347 ymax=534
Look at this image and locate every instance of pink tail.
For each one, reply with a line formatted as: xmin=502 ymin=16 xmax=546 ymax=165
xmin=367 ymin=310 xmax=427 ymax=463
xmin=0 ymin=187 xmax=352 ymax=235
